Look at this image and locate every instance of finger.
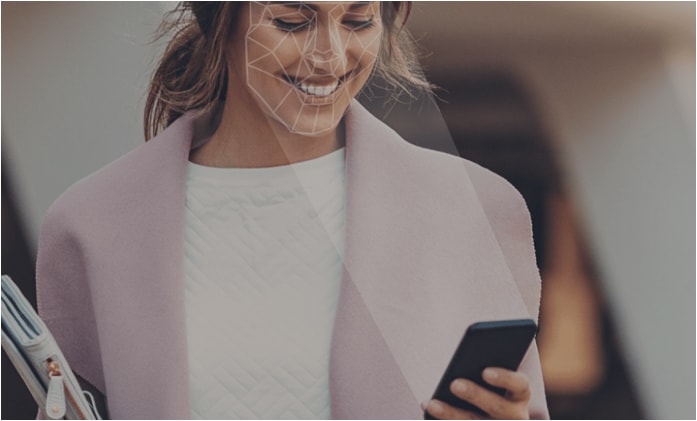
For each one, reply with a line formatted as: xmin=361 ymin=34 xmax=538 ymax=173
xmin=450 ymin=379 xmax=527 ymax=419
xmin=482 ymin=368 xmax=531 ymax=402
xmin=424 ymin=399 xmax=485 ymax=420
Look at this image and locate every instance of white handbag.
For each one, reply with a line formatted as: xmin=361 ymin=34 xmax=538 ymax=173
xmin=1 ymin=274 xmax=100 ymax=420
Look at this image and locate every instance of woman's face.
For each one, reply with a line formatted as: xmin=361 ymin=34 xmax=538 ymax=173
xmin=228 ymin=1 xmax=383 ymax=136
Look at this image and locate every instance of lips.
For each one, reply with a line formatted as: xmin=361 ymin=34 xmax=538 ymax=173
xmin=283 ymin=73 xmax=350 ymax=98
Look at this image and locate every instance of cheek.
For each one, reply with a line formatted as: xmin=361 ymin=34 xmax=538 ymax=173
xmin=352 ymin=28 xmax=382 ymax=66
xmin=246 ymin=29 xmax=311 ymax=77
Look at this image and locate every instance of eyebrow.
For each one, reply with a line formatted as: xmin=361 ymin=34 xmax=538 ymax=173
xmin=348 ymin=2 xmax=371 ymax=11
xmin=275 ymin=2 xmax=372 ymax=12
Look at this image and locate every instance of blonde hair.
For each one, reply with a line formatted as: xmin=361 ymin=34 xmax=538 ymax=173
xmin=144 ymin=1 xmax=431 ymax=140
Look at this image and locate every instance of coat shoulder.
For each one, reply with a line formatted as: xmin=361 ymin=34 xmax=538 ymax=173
xmin=406 ymin=143 xmax=542 ymax=319
xmin=405 ymin=141 xmax=529 ymax=211
xmin=43 ymin=112 xmax=194 ymax=228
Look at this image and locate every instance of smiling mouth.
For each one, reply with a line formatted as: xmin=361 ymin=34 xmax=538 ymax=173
xmin=284 ymin=74 xmax=348 ymax=97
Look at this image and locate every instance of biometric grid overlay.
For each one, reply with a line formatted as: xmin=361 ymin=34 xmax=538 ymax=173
xmin=245 ymin=2 xmax=382 ymax=136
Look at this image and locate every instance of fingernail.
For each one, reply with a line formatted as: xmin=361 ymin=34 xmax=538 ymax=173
xmin=484 ymin=368 xmax=499 ymax=379
xmin=420 ymin=401 xmax=428 ymax=411
xmin=428 ymin=400 xmax=444 ymax=416
xmin=452 ymin=379 xmax=468 ymax=394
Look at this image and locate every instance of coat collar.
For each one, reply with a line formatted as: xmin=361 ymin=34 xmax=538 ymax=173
xmin=98 ymin=102 xmax=532 ymax=419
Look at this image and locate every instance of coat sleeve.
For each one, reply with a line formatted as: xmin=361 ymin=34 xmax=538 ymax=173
xmin=35 ymin=198 xmax=107 ymax=402
xmin=465 ymin=161 xmax=550 ymax=419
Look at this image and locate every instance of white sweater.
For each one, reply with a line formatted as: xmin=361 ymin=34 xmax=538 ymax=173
xmin=183 ymin=148 xmax=346 ymax=419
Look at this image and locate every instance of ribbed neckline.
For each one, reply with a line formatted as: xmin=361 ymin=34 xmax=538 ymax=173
xmin=186 ymin=147 xmax=345 ymax=187
xmin=187 ymin=147 xmax=346 ymax=179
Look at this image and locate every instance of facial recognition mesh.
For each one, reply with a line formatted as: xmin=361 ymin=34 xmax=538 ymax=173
xmin=245 ymin=2 xmax=382 ymax=135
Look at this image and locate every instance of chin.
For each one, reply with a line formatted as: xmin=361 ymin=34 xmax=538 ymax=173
xmin=287 ymin=120 xmax=341 ymax=137
xmin=272 ymin=108 xmax=346 ymax=137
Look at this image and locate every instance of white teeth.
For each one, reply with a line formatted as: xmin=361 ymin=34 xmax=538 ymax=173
xmin=296 ymin=81 xmax=339 ymax=97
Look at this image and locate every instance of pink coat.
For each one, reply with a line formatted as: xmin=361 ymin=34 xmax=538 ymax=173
xmin=36 ymin=102 xmax=548 ymax=419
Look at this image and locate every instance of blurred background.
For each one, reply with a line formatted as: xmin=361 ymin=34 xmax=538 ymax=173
xmin=2 ymin=2 xmax=694 ymax=419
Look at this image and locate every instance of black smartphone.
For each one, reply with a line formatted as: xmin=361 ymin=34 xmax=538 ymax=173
xmin=424 ymin=319 xmax=538 ymax=419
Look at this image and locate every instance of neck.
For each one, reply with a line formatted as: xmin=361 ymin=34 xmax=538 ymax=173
xmin=189 ymin=96 xmax=345 ymax=169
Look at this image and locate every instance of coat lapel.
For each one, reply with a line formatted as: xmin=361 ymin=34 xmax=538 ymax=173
xmin=330 ymin=103 xmax=533 ymax=418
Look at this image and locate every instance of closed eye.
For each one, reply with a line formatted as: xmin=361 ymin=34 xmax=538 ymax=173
xmin=273 ymin=18 xmax=312 ymax=32
xmin=343 ymin=18 xmax=374 ymax=30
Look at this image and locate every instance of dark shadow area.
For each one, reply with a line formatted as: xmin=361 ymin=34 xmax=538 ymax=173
xmin=2 ymin=162 xmax=39 ymax=419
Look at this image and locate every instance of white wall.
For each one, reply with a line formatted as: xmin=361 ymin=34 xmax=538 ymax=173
xmin=520 ymin=49 xmax=695 ymax=419
xmin=2 ymin=2 xmax=167 ymax=248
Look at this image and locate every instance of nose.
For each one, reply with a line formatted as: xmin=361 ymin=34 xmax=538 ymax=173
xmin=306 ymin=20 xmax=348 ymax=76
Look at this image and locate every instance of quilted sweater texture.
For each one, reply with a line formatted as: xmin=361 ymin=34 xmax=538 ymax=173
xmin=184 ymin=149 xmax=346 ymax=419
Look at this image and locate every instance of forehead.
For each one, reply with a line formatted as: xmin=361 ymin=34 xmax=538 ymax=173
xmin=258 ymin=2 xmax=376 ymax=14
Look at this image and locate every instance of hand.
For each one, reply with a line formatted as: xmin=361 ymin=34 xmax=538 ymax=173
xmin=422 ymin=368 xmax=531 ymax=419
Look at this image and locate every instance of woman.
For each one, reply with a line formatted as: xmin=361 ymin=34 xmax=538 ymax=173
xmin=37 ymin=2 xmax=548 ymax=419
